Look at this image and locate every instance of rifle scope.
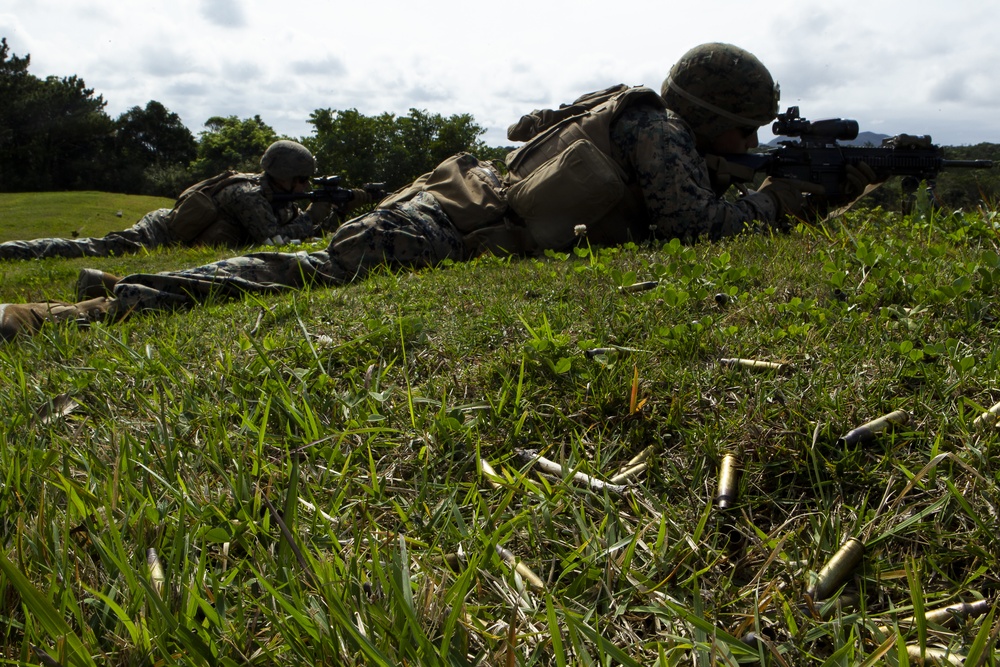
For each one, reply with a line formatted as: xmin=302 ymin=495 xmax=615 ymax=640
xmin=773 ymin=106 xmax=859 ymax=143
xmin=313 ymin=175 xmax=343 ymax=187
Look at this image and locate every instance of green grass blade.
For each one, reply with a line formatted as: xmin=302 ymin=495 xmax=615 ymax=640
xmin=0 ymin=549 xmax=96 ymax=667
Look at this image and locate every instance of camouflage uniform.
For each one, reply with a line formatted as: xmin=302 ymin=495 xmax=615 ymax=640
xmin=0 ymin=174 xmax=318 ymax=261
xmin=608 ymin=104 xmax=777 ymax=241
xmin=502 ymin=82 xmax=779 ymax=247
xmin=111 ymin=191 xmax=463 ymax=313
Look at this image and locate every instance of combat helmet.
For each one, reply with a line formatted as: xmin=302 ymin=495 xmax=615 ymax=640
xmin=661 ymin=43 xmax=779 ymax=141
xmin=260 ymin=140 xmax=316 ymax=181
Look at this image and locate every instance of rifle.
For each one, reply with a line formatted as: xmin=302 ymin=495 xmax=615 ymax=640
xmin=272 ymin=175 xmax=387 ymax=209
xmin=720 ymin=106 xmax=993 ymax=212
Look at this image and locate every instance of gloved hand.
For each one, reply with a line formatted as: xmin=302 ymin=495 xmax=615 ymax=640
xmin=843 ymin=161 xmax=880 ymax=199
xmin=758 ymin=177 xmax=825 ymax=221
xmin=704 ymin=154 xmax=757 ymax=192
xmin=305 ymin=201 xmax=335 ymax=230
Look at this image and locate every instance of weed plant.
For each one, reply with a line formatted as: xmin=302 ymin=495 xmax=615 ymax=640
xmin=0 ymin=197 xmax=998 ymax=664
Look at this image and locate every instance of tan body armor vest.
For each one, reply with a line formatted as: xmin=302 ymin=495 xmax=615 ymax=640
xmin=166 ymin=171 xmax=258 ymax=247
xmin=503 ymin=85 xmax=667 ymax=248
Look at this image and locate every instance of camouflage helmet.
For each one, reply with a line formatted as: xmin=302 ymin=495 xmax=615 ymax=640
xmin=661 ymin=43 xmax=779 ymax=141
xmin=260 ymin=140 xmax=316 ymax=181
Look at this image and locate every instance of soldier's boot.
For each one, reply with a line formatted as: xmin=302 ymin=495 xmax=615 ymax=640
xmin=0 ymin=297 xmax=116 ymax=342
xmin=76 ymin=268 xmax=123 ymax=300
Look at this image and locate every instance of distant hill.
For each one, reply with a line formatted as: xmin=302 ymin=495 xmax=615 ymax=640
xmin=766 ymin=131 xmax=891 ymax=147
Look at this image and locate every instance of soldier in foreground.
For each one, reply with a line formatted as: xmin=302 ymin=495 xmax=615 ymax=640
xmin=0 ymin=140 xmax=335 ymax=262
xmin=1 ymin=42 xmax=857 ymax=341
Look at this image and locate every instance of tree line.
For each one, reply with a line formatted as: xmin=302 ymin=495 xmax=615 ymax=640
xmin=0 ymin=38 xmax=509 ymax=198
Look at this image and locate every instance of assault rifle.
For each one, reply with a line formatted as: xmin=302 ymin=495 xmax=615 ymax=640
xmin=721 ymin=106 xmax=993 ymax=212
xmin=272 ymin=175 xmax=387 ymax=209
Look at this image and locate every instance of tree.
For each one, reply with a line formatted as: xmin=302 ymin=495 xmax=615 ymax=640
xmin=189 ymin=115 xmax=278 ymax=180
xmin=939 ymin=143 xmax=1000 ymax=209
xmin=0 ymin=37 xmax=113 ymax=192
xmin=305 ymin=108 xmax=394 ymax=186
xmin=112 ymin=101 xmax=197 ymax=194
xmin=0 ymin=38 xmax=33 ymax=189
xmin=305 ymin=108 xmax=504 ymax=189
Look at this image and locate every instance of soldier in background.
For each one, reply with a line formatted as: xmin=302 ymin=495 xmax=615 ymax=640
xmin=0 ymin=140 xmax=335 ymax=262
xmin=1 ymin=43 xmax=871 ymax=341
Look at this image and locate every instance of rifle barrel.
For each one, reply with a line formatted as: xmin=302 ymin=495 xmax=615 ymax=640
xmin=941 ymin=159 xmax=994 ymax=169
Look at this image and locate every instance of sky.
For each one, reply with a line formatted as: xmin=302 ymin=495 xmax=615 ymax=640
xmin=2 ymin=0 xmax=999 ymax=148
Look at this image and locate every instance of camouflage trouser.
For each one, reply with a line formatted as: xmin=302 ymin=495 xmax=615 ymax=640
xmin=112 ymin=191 xmax=466 ymax=313
xmin=0 ymin=208 xmax=173 ymax=261
xmin=323 ymin=190 xmax=468 ymax=281
xmin=0 ymin=192 xmax=466 ymax=340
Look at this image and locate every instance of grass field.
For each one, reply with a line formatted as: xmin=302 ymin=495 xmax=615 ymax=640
xmin=0 ymin=191 xmax=998 ymax=665
xmin=0 ymin=192 xmax=176 ymax=243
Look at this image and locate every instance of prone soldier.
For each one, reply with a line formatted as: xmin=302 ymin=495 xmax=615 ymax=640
xmin=0 ymin=140 xmax=342 ymax=262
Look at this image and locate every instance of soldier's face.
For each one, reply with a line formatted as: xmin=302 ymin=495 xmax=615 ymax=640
xmin=710 ymin=126 xmax=760 ymax=154
xmin=272 ymin=175 xmax=311 ymax=193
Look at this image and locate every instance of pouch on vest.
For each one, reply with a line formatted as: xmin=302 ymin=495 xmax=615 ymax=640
xmin=507 ymin=139 xmax=627 ymax=250
xmin=167 ymin=190 xmax=221 ymax=243
xmin=379 ymin=153 xmax=507 ymax=234
xmin=189 ymin=218 xmax=245 ymax=248
xmin=165 ymin=170 xmax=250 ymax=244
xmin=462 ymin=220 xmax=538 ymax=257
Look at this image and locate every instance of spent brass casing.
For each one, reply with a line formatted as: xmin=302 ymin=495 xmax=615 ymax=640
xmin=441 ymin=552 xmax=467 ymax=572
xmin=147 ymin=547 xmax=165 ymax=596
xmin=720 ymin=358 xmax=788 ymax=372
xmin=903 ymin=599 xmax=992 ymax=629
xmin=807 ymin=537 xmax=865 ymax=601
xmin=904 ymin=645 xmax=964 ymax=664
xmin=972 ymin=400 xmax=1000 ymax=428
xmin=618 ymin=281 xmax=659 ymax=293
xmin=716 ymin=454 xmax=739 ymax=510
xmin=609 ymin=462 xmax=647 ymax=485
xmin=837 ymin=410 xmax=909 ymax=446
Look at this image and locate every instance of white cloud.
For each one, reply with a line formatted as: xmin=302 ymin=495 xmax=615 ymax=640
xmin=199 ymin=0 xmax=247 ymax=28
xmin=290 ymin=56 xmax=347 ymax=77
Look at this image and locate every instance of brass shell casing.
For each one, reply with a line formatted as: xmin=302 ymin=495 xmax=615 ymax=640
xmin=716 ymin=454 xmax=739 ymax=510
xmin=972 ymin=400 xmax=1000 ymax=427
xmin=618 ymin=281 xmax=659 ymax=293
xmin=907 ymin=599 xmax=992 ymax=629
xmin=719 ymin=358 xmax=788 ymax=372
xmin=807 ymin=537 xmax=865 ymax=601
xmin=838 ymin=409 xmax=909 ymax=446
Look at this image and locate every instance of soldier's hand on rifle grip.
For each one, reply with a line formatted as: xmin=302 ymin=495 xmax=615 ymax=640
xmin=844 ymin=162 xmax=880 ymax=199
xmin=758 ymin=177 xmax=825 ymax=221
xmin=305 ymin=201 xmax=335 ymax=232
